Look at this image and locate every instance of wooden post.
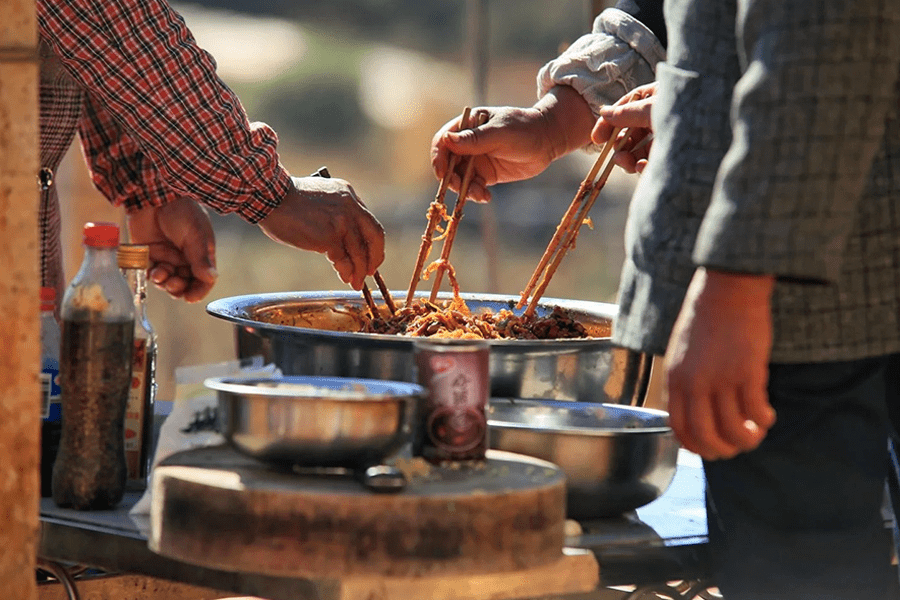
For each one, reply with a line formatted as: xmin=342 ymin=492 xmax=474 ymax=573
xmin=0 ymin=0 xmax=40 ymax=599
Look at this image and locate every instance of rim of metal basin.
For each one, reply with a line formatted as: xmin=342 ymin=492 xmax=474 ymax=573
xmin=488 ymin=399 xmax=672 ymax=436
xmin=205 ymin=375 xmax=424 ymax=401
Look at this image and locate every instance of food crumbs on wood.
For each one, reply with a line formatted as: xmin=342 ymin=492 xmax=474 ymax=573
xmin=393 ymin=456 xmax=435 ymax=479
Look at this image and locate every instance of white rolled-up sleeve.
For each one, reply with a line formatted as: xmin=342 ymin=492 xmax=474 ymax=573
xmin=537 ymin=8 xmax=665 ymax=116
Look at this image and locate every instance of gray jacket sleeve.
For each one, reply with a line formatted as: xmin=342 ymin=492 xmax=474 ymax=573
xmin=536 ymin=8 xmax=666 ymax=116
xmin=692 ymin=0 xmax=900 ymax=282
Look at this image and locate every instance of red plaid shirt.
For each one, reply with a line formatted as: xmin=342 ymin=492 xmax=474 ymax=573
xmin=38 ymin=0 xmax=292 ymax=223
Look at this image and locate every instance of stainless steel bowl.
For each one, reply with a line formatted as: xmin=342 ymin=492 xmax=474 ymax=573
xmin=205 ymin=375 xmax=424 ymax=468
xmin=488 ymin=398 xmax=679 ymax=519
xmin=207 ymin=291 xmax=652 ymax=405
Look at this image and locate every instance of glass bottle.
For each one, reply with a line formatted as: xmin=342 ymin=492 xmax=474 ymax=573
xmin=52 ymin=222 xmax=135 ymax=510
xmin=118 ymin=244 xmax=157 ymax=489
xmin=40 ymin=286 xmax=62 ymax=498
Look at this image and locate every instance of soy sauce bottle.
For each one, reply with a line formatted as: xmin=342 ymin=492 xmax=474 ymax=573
xmin=52 ymin=222 xmax=135 ymax=510
xmin=118 ymin=244 xmax=157 ymax=489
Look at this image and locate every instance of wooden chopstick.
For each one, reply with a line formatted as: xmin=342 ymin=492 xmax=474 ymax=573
xmin=361 ymin=283 xmax=380 ymax=318
xmin=516 ymin=128 xmax=623 ymax=310
xmin=520 ymin=128 xmax=633 ymax=317
xmin=405 ymin=107 xmax=473 ymax=306
xmin=372 ymin=271 xmax=397 ymax=315
xmin=428 ymin=111 xmax=489 ymax=303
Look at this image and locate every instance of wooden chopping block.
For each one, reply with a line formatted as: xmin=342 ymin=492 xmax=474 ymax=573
xmin=150 ymin=445 xmax=566 ymax=579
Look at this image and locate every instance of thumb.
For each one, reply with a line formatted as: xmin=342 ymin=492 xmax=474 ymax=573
xmin=444 ymin=126 xmax=488 ymax=155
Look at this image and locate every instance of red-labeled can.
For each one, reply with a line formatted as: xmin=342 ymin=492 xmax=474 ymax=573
xmin=413 ymin=338 xmax=490 ymax=463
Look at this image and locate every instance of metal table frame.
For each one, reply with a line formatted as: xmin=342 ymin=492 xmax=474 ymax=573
xmin=38 ymin=451 xmax=712 ymax=600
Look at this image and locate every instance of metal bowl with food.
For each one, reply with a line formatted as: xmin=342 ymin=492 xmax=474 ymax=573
xmin=488 ymin=398 xmax=679 ymax=519
xmin=206 ymin=291 xmax=652 ymax=405
xmin=205 ymin=375 xmax=423 ymax=468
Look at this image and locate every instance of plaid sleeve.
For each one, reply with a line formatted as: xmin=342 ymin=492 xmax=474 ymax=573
xmin=78 ymin=91 xmax=179 ymax=213
xmin=38 ymin=0 xmax=292 ymax=223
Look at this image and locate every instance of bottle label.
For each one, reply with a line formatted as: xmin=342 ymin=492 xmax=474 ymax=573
xmin=41 ymin=365 xmax=61 ymax=421
xmin=124 ymin=338 xmax=147 ymax=479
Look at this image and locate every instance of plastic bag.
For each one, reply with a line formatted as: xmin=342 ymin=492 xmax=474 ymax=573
xmin=130 ymin=356 xmax=279 ymax=515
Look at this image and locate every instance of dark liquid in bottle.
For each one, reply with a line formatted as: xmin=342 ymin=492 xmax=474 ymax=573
xmin=52 ymin=319 xmax=133 ymax=510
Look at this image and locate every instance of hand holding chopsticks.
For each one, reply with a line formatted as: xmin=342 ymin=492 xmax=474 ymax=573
xmin=310 ymin=167 xmax=396 ymax=318
xmin=517 ymin=128 xmax=635 ymax=317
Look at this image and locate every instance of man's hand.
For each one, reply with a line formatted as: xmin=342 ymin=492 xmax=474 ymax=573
xmin=664 ymin=268 xmax=777 ymax=460
xmin=257 ymin=177 xmax=385 ymax=291
xmin=431 ymin=85 xmax=595 ymax=203
xmin=127 ymin=198 xmax=217 ymax=303
xmin=592 ymin=82 xmax=656 ymax=173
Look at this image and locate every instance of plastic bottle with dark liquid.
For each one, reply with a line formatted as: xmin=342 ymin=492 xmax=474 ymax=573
xmin=52 ymin=222 xmax=135 ymax=510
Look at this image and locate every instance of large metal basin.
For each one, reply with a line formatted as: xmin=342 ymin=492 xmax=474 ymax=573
xmin=206 ymin=291 xmax=652 ymax=405
xmin=489 ymin=398 xmax=678 ymax=518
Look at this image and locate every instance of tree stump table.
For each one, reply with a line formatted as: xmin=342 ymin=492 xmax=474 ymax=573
xmin=150 ymin=445 xmax=570 ymax=580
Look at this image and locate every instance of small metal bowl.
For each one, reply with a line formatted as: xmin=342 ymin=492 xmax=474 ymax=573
xmin=488 ymin=398 xmax=679 ymax=519
xmin=206 ymin=375 xmax=424 ymax=468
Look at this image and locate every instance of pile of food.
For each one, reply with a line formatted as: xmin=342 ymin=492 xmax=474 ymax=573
xmin=360 ymin=296 xmax=588 ymax=340
xmin=350 ymin=108 xmax=607 ymax=342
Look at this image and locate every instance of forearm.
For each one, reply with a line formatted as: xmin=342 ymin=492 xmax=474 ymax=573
xmin=38 ymin=0 xmax=291 ymax=223
xmin=78 ymin=91 xmax=178 ymax=213
xmin=533 ymin=85 xmax=596 ymax=158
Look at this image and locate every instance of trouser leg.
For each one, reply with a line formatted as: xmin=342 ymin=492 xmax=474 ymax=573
xmin=883 ymin=355 xmax=900 ymax=586
xmin=704 ymin=355 xmax=899 ymax=600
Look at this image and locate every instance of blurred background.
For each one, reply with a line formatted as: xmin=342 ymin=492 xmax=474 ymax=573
xmin=56 ymin=0 xmax=638 ymax=400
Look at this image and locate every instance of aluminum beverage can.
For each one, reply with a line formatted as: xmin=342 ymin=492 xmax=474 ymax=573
xmin=413 ymin=338 xmax=490 ymax=463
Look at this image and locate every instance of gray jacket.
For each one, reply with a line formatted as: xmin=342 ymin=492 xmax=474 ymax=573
xmin=542 ymin=0 xmax=900 ymax=363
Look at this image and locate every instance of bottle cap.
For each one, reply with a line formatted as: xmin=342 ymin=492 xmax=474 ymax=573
xmin=83 ymin=222 xmax=120 ymax=248
xmin=117 ymin=244 xmax=150 ymax=270
xmin=40 ymin=286 xmax=56 ymax=311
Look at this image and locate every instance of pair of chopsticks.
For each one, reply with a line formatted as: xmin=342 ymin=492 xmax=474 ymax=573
xmin=405 ymin=107 xmax=488 ymax=305
xmin=362 ymin=271 xmax=396 ymax=317
xmin=516 ymin=128 xmax=635 ymax=317
xmin=310 ymin=167 xmax=397 ymax=318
